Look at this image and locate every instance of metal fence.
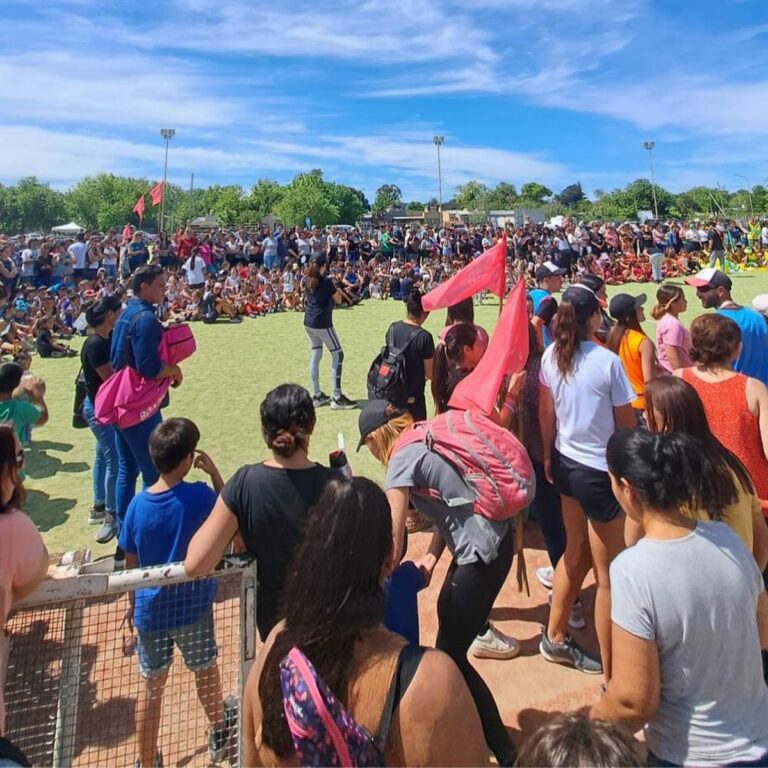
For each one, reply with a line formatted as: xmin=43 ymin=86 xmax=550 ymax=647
xmin=4 ymin=552 xmax=256 ymax=767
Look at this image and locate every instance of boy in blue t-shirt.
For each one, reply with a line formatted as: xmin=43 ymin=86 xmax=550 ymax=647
xmin=119 ymin=418 xmax=233 ymax=767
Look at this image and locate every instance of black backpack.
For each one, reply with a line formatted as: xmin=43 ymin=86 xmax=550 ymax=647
xmin=366 ymin=323 xmax=421 ymax=406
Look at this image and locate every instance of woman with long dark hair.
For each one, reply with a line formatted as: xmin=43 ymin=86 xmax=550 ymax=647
xmin=303 ymin=255 xmax=355 ymax=410
xmin=81 ymin=295 xmax=123 ymax=543
xmin=593 ymin=429 xmax=768 ymax=766
xmin=185 ymin=384 xmax=338 ymax=639
xmin=539 ymin=286 xmax=635 ymax=678
xmin=643 ymin=376 xmax=768 ymax=567
xmin=0 ymin=423 xmax=48 ymax=737
xmin=242 ymin=477 xmax=487 ymax=766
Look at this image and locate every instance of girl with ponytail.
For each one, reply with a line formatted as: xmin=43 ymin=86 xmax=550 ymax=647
xmin=539 ymin=285 xmax=636 ymax=678
xmin=651 ymin=284 xmax=692 ymax=372
xmin=593 ymin=428 xmax=768 ymax=766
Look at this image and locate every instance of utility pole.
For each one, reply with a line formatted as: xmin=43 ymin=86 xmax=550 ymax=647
xmin=159 ymin=128 xmax=175 ymax=233
xmin=188 ymin=173 xmax=195 ymax=227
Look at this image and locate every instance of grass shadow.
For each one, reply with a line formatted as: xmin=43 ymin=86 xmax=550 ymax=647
xmin=24 ymin=447 xmax=89 ymax=480
xmin=25 ymin=488 xmax=75 ymax=532
xmin=29 ymin=440 xmax=74 ymax=453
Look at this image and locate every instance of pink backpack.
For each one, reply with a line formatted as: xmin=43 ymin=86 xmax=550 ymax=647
xmin=392 ymin=409 xmax=535 ymax=521
xmin=95 ymin=322 xmax=196 ymax=429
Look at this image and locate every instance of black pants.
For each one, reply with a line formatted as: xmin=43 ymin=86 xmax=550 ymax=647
xmin=529 ymin=459 xmax=565 ymax=568
xmin=436 ymin=529 xmax=516 ymax=765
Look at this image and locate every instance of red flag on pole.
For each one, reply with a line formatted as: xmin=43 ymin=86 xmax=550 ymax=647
xmin=422 ymin=232 xmax=507 ymax=312
xmin=448 ymin=279 xmax=529 ymax=415
xmin=132 ymin=194 xmax=145 ymax=223
xmin=149 ymin=181 xmax=164 ymax=206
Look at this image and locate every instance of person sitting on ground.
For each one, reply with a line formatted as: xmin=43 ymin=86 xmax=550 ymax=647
xmin=0 ymin=423 xmax=48 ymax=739
xmin=185 ymin=384 xmax=339 ymax=640
xmin=34 ymin=316 xmax=74 ymax=358
xmin=119 ymin=418 xmax=234 ymax=768
xmin=515 ymin=713 xmax=641 ymax=768
xmin=242 ymin=476 xmax=490 ymax=767
xmin=0 ymin=363 xmax=47 ymax=456
xmin=592 ymin=428 xmax=768 ymax=766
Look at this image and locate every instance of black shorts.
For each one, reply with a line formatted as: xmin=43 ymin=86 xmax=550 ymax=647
xmin=551 ymin=450 xmax=622 ymax=524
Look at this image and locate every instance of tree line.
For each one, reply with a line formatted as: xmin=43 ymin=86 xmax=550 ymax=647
xmin=2 ymin=171 xmax=766 ymax=235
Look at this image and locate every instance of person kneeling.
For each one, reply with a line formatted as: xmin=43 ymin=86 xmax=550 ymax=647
xmin=119 ymin=418 xmax=235 ymax=767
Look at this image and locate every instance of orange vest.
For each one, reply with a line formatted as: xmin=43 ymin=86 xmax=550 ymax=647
xmin=618 ymin=329 xmax=646 ymax=409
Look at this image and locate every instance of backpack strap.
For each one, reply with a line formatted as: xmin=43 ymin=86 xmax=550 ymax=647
xmin=375 ymin=644 xmax=426 ymax=751
xmin=386 ymin=322 xmax=422 ymax=358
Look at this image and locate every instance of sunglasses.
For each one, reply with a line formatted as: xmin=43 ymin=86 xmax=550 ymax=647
xmin=696 ymin=285 xmax=718 ymax=293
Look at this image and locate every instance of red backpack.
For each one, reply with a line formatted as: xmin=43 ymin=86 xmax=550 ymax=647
xmin=392 ymin=409 xmax=535 ymax=521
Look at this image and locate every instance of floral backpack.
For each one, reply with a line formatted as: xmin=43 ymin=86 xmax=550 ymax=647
xmin=280 ymin=644 xmax=424 ymax=767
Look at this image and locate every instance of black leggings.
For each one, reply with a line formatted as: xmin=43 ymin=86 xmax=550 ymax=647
xmin=435 ymin=529 xmax=516 ymax=765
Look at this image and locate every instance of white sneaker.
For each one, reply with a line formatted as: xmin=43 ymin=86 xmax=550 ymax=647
xmin=470 ymin=623 xmax=521 ymax=660
xmin=536 ymin=566 xmax=554 ymax=590
xmin=547 ymin=591 xmax=587 ymax=631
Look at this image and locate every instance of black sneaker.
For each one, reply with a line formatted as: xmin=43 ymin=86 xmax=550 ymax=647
xmin=88 ymin=504 xmax=106 ymax=525
xmin=330 ymin=394 xmax=357 ymax=410
xmin=209 ymin=696 xmax=238 ymax=763
xmin=539 ymin=630 xmax=603 ymax=675
xmin=312 ymin=392 xmax=332 ymax=407
xmin=95 ymin=514 xmax=118 ymax=544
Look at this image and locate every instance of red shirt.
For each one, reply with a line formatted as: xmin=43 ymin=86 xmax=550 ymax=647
xmin=178 ymin=236 xmax=198 ymax=261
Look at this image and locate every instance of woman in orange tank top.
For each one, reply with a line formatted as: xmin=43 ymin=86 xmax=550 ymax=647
xmin=676 ymin=314 xmax=768 ymax=515
xmin=607 ymin=293 xmax=659 ymax=420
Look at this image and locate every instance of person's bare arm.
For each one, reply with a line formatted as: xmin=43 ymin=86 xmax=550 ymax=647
xmin=385 ymin=487 xmax=409 ymax=566
xmin=416 ymin=532 xmax=447 ymax=586
xmin=758 ymin=590 xmax=768 ymax=650
xmin=639 ymin=337 xmax=658 ymax=383
xmin=591 ymin=625 xmax=660 ymax=732
xmin=399 ymin=650 xmax=491 ymax=766
xmin=185 ymin=497 xmax=239 ymax=577
xmin=539 ymin=384 xmax=556 ymax=483
xmin=423 ymin=357 xmax=434 ymax=381
xmin=12 ymin=544 xmax=49 ymax=602
xmin=751 ymin=503 xmax=768 ymax=572
xmin=613 ymin=403 xmax=635 ymax=430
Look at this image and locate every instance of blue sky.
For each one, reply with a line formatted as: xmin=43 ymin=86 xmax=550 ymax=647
xmin=1 ymin=0 xmax=767 ymax=201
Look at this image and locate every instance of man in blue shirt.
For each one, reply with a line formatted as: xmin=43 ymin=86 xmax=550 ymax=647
xmin=110 ymin=266 xmax=185 ymax=563
xmin=530 ymin=261 xmax=566 ymax=348
xmin=686 ymin=268 xmax=768 ymax=385
xmin=120 ymin=418 xmax=234 ymax=767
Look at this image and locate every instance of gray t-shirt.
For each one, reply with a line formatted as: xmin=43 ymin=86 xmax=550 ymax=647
xmin=611 ymin=521 xmax=768 ymax=766
xmin=385 ymin=442 xmax=509 ymax=566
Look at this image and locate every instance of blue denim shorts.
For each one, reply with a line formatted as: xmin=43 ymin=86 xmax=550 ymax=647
xmin=137 ymin=610 xmax=217 ymax=679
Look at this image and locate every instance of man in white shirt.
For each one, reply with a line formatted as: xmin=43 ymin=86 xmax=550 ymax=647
xmin=20 ymin=238 xmax=39 ymax=286
xmin=67 ymin=233 xmax=89 ymax=279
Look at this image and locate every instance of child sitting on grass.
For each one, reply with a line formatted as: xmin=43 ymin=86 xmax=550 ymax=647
xmin=119 ymin=418 xmax=235 ymax=768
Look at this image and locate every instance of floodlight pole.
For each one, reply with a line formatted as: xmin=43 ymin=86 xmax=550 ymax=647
xmin=643 ymin=141 xmax=659 ymax=220
xmin=433 ymin=136 xmax=445 ymax=213
xmin=159 ymin=128 xmax=175 ymax=233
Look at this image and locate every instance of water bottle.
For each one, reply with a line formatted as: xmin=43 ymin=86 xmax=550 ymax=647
xmin=329 ymin=432 xmax=353 ymax=479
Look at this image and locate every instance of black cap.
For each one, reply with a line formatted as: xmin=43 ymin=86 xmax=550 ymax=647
xmin=561 ymin=285 xmax=600 ymax=318
xmin=534 ymin=261 xmax=567 ymax=281
xmin=579 ymin=274 xmax=605 ymax=293
xmin=609 ymin=292 xmax=647 ymax=319
xmin=357 ymin=400 xmax=392 ymax=451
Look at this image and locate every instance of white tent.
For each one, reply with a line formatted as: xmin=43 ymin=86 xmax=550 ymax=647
xmin=51 ymin=221 xmax=85 ymax=235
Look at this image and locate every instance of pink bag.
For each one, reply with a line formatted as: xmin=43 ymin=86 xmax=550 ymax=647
xmin=392 ymin=409 xmax=535 ymax=521
xmin=94 ymin=322 xmax=196 ymax=428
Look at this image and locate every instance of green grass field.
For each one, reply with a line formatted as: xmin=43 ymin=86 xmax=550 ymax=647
xmin=26 ymin=270 xmax=768 ymax=556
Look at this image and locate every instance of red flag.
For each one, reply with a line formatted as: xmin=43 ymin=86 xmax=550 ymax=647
xmin=422 ymin=232 xmax=507 ymax=312
xmin=448 ymin=279 xmax=529 ymax=415
xmin=132 ymin=194 xmax=145 ymax=223
xmin=149 ymin=181 xmax=164 ymax=206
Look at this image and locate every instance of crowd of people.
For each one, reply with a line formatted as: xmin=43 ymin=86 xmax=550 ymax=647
xmin=0 ymin=212 xmax=767 ymax=767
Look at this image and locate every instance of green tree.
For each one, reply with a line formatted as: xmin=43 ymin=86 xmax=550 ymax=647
xmin=555 ymin=182 xmax=586 ymax=207
xmin=623 ymin=178 xmax=674 ymax=218
xmin=454 ymin=181 xmax=490 ymax=212
xmin=519 ymin=182 xmax=553 ymax=205
xmin=65 ymin=173 xmax=151 ymax=231
xmin=277 ymin=173 xmax=339 ymax=228
xmin=245 ymin=179 xmax=284 ymax=222
xmin=326 ymin=183 xmax=365 ymax=224
xmin=372 ymin=184 xmax=402 ymax=214
xmin=406 ymin=200 xmax=424 ymax=212
xmin=0 ymin=177 xmax=66 ymax=233
xmin=486 ymin=182 xmax=517 ymax=209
